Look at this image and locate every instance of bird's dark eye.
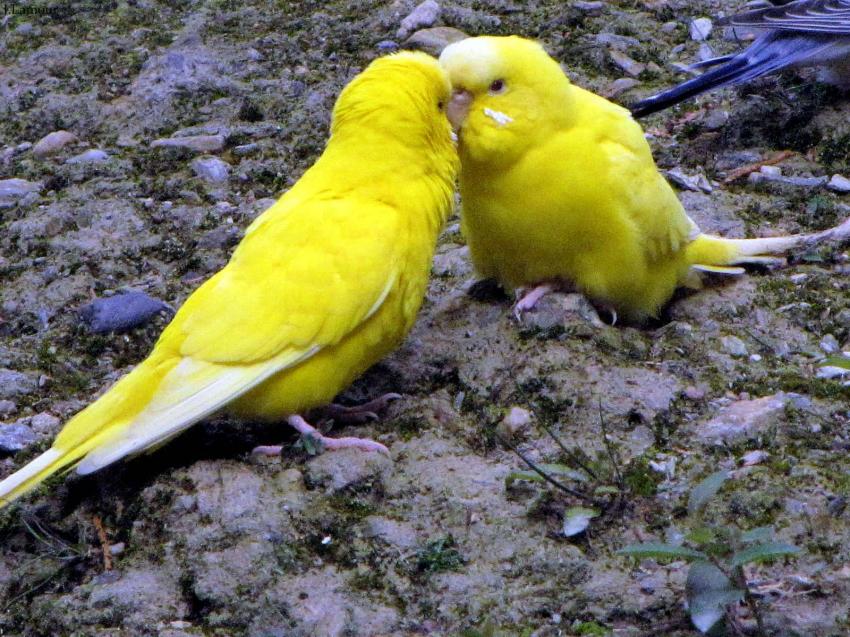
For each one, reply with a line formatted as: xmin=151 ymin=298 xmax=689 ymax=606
xmin=437 ymin=100 xmax=444 ymax=110
xmin=489 ymin=79 xmax=505 ymax=93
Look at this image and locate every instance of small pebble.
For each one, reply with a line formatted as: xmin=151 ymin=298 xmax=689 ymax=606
xmin=33 ymin=130 xmax=77 ymax=157
xmin=609 ymin=50 xmax=645 ymax=77
xmin=827 ymin=174 xmax=850 ymax=193
xmin=191 ymin=156 xmax=231 ymax=183
xmin=0 ymin=369 xmax=38 ymax=399
xmin=0 ymin=423 xmax=37 ymax=453
xmin=0 ymin=400 xmax=17 ymax=417
xmin=30 ymin=413 xmax=60 ymax=434
xmin=398 ymin=0 xmax=441 ymax=39
xmin=376 ymin=40 xmax=399 ymax=52
xmin=150 ymin=134 xmax=225 ymax=153
xmin=690 ymin=17 xmax=713 ymax=41
xmin=760 ymin=165 xmax=782 ymax=177
xmin=79 ymin=291 xmax=170 ymax=334
xmin=233 ymin=143 xmax=259 ymax=156
xmin=66 ymin=149 xmax=109 ymax=164
xmin=821 ymin=334 xmax=840 ymax=354
xmin=0 ymin=178 xmax=42 ymax=201
xmin=604 ymin=77 xmax=640 ymax=98
xmin=741 ymin=450 xmax=769 ymax=466
xmin=720 ymin=335 xmax=748 ymax=357
xmin=246 ymin=47 xmax=264 ymax=61
xmin=404 ymin=26 xmax=467 ymax=56
xmin=573 ymin=1 xmax=604 ymax=13
xmin=109 ymin=542 xmax=126 ymax=556
xmin=683 ymin=385 xmax=705 ymax=400
xmin=702 ymin=109 xmax=729 ymax=130
xmin=661 ymin=21 xmax=678 ymax=33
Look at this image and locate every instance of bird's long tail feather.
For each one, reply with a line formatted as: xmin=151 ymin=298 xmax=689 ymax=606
xmin=686 ymin=216 xmax=850 ymax=273
xmin=0 ymin=354 xmax=175 ymax=507
xmin=631 ymin=33 xmax=839 ymax=118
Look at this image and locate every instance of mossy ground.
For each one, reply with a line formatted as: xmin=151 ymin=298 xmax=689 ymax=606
xmin=1 ymin=1 xmax=849 ymax=636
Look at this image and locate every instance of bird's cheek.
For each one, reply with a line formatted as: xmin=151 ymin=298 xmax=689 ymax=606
xmin=447 ymin=89 xmax=472 ymax=130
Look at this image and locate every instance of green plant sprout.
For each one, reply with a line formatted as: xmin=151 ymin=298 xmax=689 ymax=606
xmin=617 ymin=471 xmax=802 ymax=635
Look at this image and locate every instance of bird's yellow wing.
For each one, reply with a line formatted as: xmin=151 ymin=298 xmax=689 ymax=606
xmin=584 ymin=95 xmax=698 ymax=264
xmin=73 ymin=197 xmax=401 ymax=473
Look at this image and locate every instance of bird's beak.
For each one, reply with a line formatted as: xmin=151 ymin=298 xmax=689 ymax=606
xmin=447 ymin=89 xmax=472 ymax=131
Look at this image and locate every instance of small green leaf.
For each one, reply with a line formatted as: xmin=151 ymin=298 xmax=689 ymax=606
xmin=740 ymin=526 xmax=774 ymax=544
xmin=688 ymin=471 xmax=729 ymax=516
xmin=505 ymin=464 xmax=589 ymax=489
xmin=505 ymin=471 xmax=544 ymax=488
xmin=539 ymin=463 xmax=591 ymax=482
xmin=593 ymin=485 xmax=621 ymax=496
xmin=563 ymin=507 xmax=599 ymax=537
xmin=730 ymin=542 xmax=801 ymax=567
xmin=689 ymin=589 xmax=745 ymax=633
xmin=685 ymin=561 xmax=743 ymax=634
xmin=302 ymin=433 xmax=324 ymax=456
xmin=616 ymin=543 xmax=707 ymax=561
xmin=686 ymin=527 xmax=717 ymax=545
xmin=819 ymin=356 xmax=850 ymax=370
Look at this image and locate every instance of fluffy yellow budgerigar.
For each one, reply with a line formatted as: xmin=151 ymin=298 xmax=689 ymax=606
xmin=439 ymin=36 xmax=850 ymax=323
xmin=0 ymin=51 xmax=458 ymax=508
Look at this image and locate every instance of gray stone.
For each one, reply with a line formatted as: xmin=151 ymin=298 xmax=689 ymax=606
xmin=595 ymin=33 xmax=640 ymax=51
xmin=574 ymin=1 xmax=604 ymax=14
xmin=150 ymin=134 xmax=225 ymax=153
xmin=604 ymin=77 xmax=640 ymax=98
xmin=30 ymin=413 xmax=60 ymax=435
xmin=820 ymin=334 xmax=840 ymax=353
xmin=697 ymin=393 xmax=792 ymax=444
xmin=79 ymin=291 xmax=170 ymax=334
xmin=191 ymin=156 xmax=231 ymax=183
xmin=0 ymin=369 xmax=38 ymax=400
xmin=33 ymin=130 xmax=77 ymax=157
xmin=0 ymin=178 xmax=42 ymax=201
xmin=362 ymin=516 xmax=418 ymax=548
xmin=305 ymin=448 xmax=391 ymax=493
xmin=66 ymin=149 xmax=109 ymax=164
xmin=0 ymin=401 xmax=16 ymax=417
xmin=690 ymin=17 xmax=713 ymax=41
xmin=398 ymin=0 xmax=441 ymax=39
xmin=404 ymin=26 xmax=468 ymax=56
xmin=0 ymin=422 xmax=37 ymax=453
xmin=609 ymin=50 xmax=645 ymax=77
xmin=827 ymin=174 xmax=850 ymax=193
xmin=233 ymin=143 xmax=258 ymax=156
xmin=376 ymin=40 xmax=399 ymax=52
xmin=432 ymin=245 xmax=471 ymax=278
xmin=720 ymin=335 xmax=748 ymax=357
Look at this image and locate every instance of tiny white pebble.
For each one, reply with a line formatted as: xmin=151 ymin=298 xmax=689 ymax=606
xmin=321 ymin=535 xmax=332 ymax=545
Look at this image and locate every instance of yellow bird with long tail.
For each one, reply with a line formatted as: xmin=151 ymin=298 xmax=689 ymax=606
xmin=0 ymin=51 xmax=458 ymax=508
xmin=439 ymin=36 xmax=850 ymax=323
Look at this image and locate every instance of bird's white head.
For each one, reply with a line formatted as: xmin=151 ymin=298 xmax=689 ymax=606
xmin=439 ymin=35 xmax=572 ymax=166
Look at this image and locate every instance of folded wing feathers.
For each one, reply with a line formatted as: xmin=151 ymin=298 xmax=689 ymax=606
xmin=75 ymin=346 xmax=319 ymax=474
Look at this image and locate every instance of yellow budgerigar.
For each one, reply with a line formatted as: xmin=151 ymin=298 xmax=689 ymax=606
xmin=0 ymin=51 xmax=458 ymax=508
xmin=439 ymin=36 xmax=850 ymax=323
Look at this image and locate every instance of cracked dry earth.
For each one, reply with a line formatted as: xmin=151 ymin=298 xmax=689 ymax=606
xmin=1 ymin=1 xmax=849 ymax=636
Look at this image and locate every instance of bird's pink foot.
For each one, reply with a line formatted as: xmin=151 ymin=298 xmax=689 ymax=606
xmin=513 ymin=283 xmax=554 ymax=320
xmin=251 ymin=414 xmax=390 ymax=457
xmin=319 ymin=392 xmax=402 ymax=425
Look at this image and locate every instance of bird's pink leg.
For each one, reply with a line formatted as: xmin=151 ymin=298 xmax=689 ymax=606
xmin=252 ymin=414 xmax=390 ymax=457
xmin=319 ymin=392 xmax=402 ymax=425
xmin=513 ymin=283 xmax=555 ymax=319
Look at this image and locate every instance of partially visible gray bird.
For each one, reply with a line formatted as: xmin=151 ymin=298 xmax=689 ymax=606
xmin=631 ymin=0 xmax=850 ymax=118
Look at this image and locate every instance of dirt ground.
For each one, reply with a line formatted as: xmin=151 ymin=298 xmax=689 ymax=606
xmin=1 ymin=1 xmax=849 ymax=635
